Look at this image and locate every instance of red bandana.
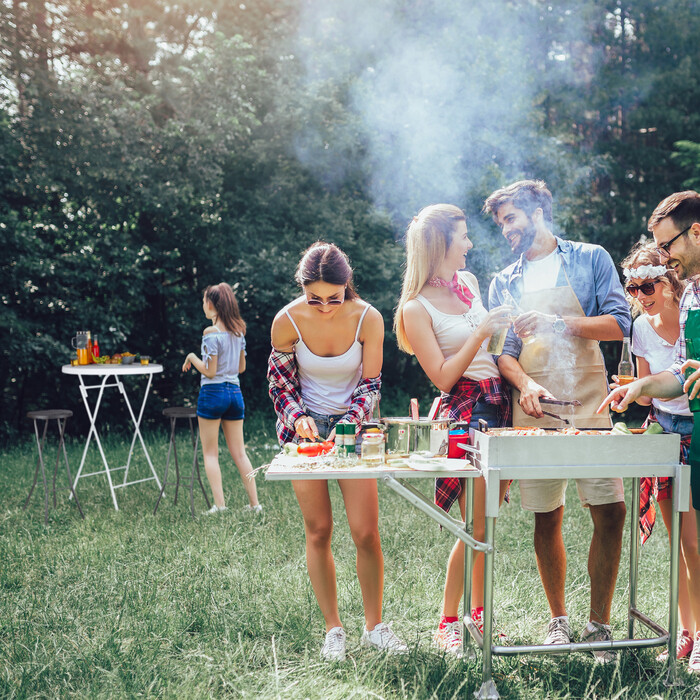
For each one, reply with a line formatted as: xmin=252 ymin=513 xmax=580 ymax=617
xmin=427 ymin=272 xmax=474 ymax=309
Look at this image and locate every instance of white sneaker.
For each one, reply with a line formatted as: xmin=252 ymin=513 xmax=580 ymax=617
xmin=689 ymin=631 xmax=700 ymax=673
xmin=543 ymin=617 xmax=573 ymax=646
xmin=580 ymin=621 xmax=616 ymax=664
xmin=320 ymin=626 xmax=346 ymax=662
xmin=204 ymin=504 xmax=227 ymax=515
xmin=361 ymin=622 xmax=408 ymax=654
xmin=243 ymin=504 xmax=263 ymax=514
xmin=433 ymin=621 xmax=463 ymax=657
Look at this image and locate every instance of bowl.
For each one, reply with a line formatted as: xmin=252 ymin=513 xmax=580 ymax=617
xmin=121 ymin=356 xmax=135 ymax=364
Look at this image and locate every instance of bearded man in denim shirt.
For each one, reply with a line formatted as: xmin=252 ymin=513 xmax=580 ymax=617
xmin=485 ymin=179 xmax=631 ymax=661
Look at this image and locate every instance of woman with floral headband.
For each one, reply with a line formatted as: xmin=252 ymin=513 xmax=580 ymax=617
xmin=395 ymin=204 xmax=513 ymax=656
xmin=618 ymin=241 xmax=700 ymax=669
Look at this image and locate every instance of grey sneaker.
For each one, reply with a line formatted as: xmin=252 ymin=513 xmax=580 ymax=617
xmin=243 ymin=504 xmax=263 ymax=514
xmin=320 ymin=626 xmax=346 ymax=662
xmin=360 ymin=622 xmax=408 ymax=654
xmin=543 ymin=617 xmax=573 ymax=646
xmin=580 ymin=621 xmax=616 ymax=664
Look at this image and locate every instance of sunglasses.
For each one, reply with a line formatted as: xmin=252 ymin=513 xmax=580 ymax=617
xmin=626 ymin=280 xmax=661 ymax=297
xmin=305 ymin=293 xmax=345 ymax=307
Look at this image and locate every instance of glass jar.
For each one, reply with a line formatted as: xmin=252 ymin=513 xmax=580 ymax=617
xmin=361 ymin=432 xmax=385 ymax=463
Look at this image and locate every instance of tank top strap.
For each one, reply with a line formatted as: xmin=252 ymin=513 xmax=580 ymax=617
xmin=284 ymin=308 xmax=303 ymax=342
xmin=354 ymin=303 xmax=371 ymax=342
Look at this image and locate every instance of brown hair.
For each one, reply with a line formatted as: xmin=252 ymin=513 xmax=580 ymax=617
xmin=482 ymin=179 xmax=553 ymax=225
xmin=203 ymin=283 xmax=246 ymax=336
xmin=295 ymin=242 xmax=358 ymax=299
xmin=621 ymin=241 xmax=685 ymax=313
xmin=647 ymin=190 xmax=700 ymax=232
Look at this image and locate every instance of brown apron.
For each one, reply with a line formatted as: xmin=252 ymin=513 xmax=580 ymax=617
xmin=512 ymin=267 xmax=613 ymax=430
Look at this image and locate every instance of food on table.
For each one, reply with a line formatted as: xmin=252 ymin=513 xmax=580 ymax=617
xmin=93 ymin=356 xmax=108 ymax=364
xmin=643 ymin=422 xmax=664 ymax=435
xmin=612 ymin=422 xmax=632 ymax=434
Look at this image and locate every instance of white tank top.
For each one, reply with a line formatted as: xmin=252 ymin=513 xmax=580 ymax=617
xmin=285 ymin=304 xmax=370 ymax=415
xmin=415 ymin=279 xmax=499 ymax=382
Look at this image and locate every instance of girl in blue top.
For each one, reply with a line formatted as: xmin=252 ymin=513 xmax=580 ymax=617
xmin=182 ymin=282 xmax=261 ymax=514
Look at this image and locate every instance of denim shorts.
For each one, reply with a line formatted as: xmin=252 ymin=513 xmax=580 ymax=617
xmin=654 ymin=407 xmax=693 ymax=437
xmin=197 ymin=382 xmax=245 ymax=421
xmin=305 ymin=410 xmax=345 ymax=441
xmin=468 ymin=399 xmax=500 ymax=430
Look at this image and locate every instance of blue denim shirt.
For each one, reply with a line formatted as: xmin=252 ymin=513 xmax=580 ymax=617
xmin=487 ymin=236 xmax=631 ymax=359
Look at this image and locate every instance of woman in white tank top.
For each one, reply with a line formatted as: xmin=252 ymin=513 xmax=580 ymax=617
xmin=268 ymin=242 xmax=406 ymax=661
xmin=395 ymin=204 xmax=513 ymax=656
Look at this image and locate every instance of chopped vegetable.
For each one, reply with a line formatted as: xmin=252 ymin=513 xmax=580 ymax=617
xmin=643 ymin=422 xmax=664 ymax=435
xmin=612 ymin=422 xmax=632 ymax=434
xmin=282 ymin=443 xmax=299 ymax=455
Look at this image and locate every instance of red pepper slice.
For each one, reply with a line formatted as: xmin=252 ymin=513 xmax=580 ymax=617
xmin=319 ymin=441 xmax=335 ymax=454
xmin=297 ymin=442 xmax=323 ymax=457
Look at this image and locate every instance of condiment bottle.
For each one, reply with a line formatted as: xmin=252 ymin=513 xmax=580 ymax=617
xmin=92 ymin=335 xmax=100 ymax=360
xmin=617 ymin=337 xmax=634 ymax=385
xmin=86 ymin=330 xmax=93 ymax=363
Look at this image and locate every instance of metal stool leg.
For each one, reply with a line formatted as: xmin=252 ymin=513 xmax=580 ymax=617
xmin=24 ymin=419 xmax=45 ymax=511
xmin=172 ymin=431 xmax=181 ymax=506
xmin=36 ymin=419 xmax=50 ymax=525
xmin=154 ymin=418 xmax=176 ymax=515
xmin=190 ymin=418 xmax=210 ymax=510
xmin=59 ymin=416 xmax=84 ymax=519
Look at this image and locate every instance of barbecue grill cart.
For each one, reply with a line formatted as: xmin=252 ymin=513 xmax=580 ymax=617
xmin=469 ymin=423 xmax=690 ymax=699
xmin=266 ymin=426 xmax=690 ymax=699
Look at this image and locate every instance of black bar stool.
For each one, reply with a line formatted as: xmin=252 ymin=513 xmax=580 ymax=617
xmin=154 ymin=407 xmax=210 ymax=518
xmin=25 ymin=409 xmax=85 ymax=525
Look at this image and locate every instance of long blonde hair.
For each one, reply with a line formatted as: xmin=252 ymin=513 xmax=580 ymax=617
xmin=394 ymin=204 xmax=466 ymax=354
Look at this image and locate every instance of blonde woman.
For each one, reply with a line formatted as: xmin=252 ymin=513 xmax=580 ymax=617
xmin=395 ymin=204 xmax=512 ymax=655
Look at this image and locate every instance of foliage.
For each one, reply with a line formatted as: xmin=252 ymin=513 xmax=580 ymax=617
xmin=1 ymin=0 xmax=700 ymax=439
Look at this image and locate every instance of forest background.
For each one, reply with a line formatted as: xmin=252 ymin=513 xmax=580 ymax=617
xmin=2 ymin=0 xmax=700 ymax=442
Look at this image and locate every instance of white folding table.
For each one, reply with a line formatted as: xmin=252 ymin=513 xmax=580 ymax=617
xmin=62 ymin=364 xmax=163 ymax=510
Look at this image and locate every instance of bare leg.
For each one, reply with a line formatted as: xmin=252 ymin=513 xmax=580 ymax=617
xmin=588 ymin=501 xmax=626 ymax=624
xmin=534 ymin=506 xmax=567 ymax=618
xmin=292 ymin=480 xmax=341 ymax=632
xmin=442 ymin=479 xmax=509 ymax=616
xmin=221 ymin=420 xmax=259 ymax=507
xmin=339 ymin=479 xmax=383 ymax=630
xmin=198 ymin=417 xmax=225 ymax=508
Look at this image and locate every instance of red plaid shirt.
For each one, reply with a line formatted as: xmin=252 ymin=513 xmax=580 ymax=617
xmin=267 ymin=347 xmax=381 ymax=444
xmin=435 ymin=376 xmax=511 ymax=513
xmin=638 ymin=408 xmax=691 ymax=544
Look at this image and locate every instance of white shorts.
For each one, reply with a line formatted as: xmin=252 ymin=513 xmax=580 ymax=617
xmin=519 ymin=477 xmax=624 ymax=513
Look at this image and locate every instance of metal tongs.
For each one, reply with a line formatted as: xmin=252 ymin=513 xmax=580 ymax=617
xmin=539 ymin=397 xmax=580 ymax=425
xmin=539 ymin=398 xmax=582 ymax=407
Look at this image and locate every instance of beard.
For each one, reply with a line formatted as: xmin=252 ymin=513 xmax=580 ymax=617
xmin=511 ymin=220 xmax=537 ymax=256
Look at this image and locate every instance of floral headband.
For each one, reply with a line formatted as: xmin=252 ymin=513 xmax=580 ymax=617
xmin=622 ymin=264 xmax=668 ymax=281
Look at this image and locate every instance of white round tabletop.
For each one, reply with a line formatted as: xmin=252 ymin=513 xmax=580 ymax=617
xmin=62 ymin=363 xmax=164 ymax=376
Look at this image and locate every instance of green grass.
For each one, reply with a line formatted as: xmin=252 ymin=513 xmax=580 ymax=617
xmin=1 ymin=419 xmax=698 ymax=699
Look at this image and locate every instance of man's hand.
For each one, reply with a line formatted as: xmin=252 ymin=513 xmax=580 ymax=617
xmin=518 ymin=379 xmax=558 ymax=419
xmin=681 ymin=359 xmax=700 ymax=399
xmin=513 ymin=311 xmax=557 ymax=340
xmin=597 ymin=380 xmax=644 ymax=414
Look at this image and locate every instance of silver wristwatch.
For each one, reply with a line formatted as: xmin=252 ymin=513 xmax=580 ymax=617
xmin=552 ymin=314 xmax=566 ymax=334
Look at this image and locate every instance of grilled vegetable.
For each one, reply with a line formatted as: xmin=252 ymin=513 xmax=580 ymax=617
xmin=643 ymin=422 xmax=664 ymax=435
xmin=612 ymin=422 xmax=632 ymax=434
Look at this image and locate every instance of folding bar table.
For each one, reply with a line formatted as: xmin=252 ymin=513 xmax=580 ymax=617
xmin=62 ymin=364 xmax=163 ymax=510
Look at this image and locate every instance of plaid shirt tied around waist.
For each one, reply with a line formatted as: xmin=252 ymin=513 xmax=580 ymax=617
xmin=435 ymin=376 xmax=511 ymax=513
xmin=267 ymin=347 xmax=381 ymax=444
xmin=638 ymin=408 xmax=691 ymax=545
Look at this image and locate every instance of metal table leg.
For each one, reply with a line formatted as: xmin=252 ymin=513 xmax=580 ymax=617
xmin=628 ymin=476 xmax=641 ymax=640
xmin=463 ymin=477 xmax=475 ymax=660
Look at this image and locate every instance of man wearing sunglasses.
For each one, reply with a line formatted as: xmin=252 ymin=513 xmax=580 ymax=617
xmin=485 ymin=179 xmax=631 ymax=661
xmin=599 ymin=190 xmax=700 ymax=569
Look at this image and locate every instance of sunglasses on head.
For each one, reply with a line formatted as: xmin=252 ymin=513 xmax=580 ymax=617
xmin=626 ymin=280 xmax=661 ymax=297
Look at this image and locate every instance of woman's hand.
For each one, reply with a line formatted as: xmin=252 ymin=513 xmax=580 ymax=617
xmin=681 ymin=359 xmax=700 ymax=399
xmin=182 ymin=353 xmax=193 ymax=372
xmin=294 ymin=415 xmax=319 ymax=440
xmin=476 ymin=305 xmax=513 ymax=340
